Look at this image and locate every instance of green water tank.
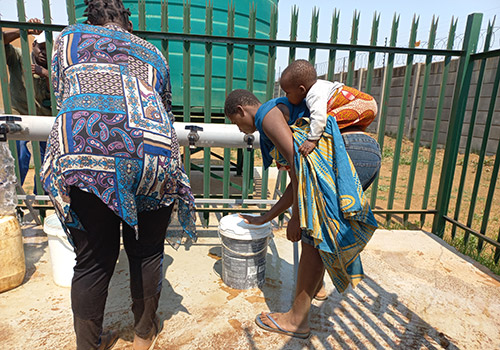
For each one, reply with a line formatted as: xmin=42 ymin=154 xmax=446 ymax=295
xmin=74 ymin=0 xmax=278 ymax=113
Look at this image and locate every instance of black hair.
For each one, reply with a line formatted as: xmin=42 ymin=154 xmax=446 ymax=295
xmin=84 ymin=0 xmax=131 ymax=29
xmin=224 ymin=89 xmax=260 ymax=116
xmin=281 ymin=59 xmax=317 ymax=88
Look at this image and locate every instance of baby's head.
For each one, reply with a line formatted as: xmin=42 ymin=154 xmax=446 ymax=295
xmin=224 ymin=89 xmax=261 ymax=134
xmin=280 ymin=59 xmax=317 ymax=105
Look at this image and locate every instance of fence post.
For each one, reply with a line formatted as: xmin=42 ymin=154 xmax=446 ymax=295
xmin=364 ymin=12 xmax=379 ymax=93
xmin=223 ymin=3 xmax=235 ymax=210
xmin=308 ymin=7 xmax=319 ymax=65
xmin=326 ymin=9 xmax=340 ymax=82
xmin=16 ymin=0 xmax=44 ymax=200
xmin=432 ymin=13 xmax=483 ymax=237
xmin=370 ymin=13 xmax=399 ymax=209
xmin=386 ymin=15 xmax=419 ymax=224
xmin=203 ymin=1 xmax=213 ymax=222
xmin=0 ymin=22 xmax=22 ymax=182
xmin=346 ymin=10 xmax=360 ymax=86
xmin=182 ymin=1 xmax=191 ymax=176
xmin=261 ymin=4 xmax=278 ymax=205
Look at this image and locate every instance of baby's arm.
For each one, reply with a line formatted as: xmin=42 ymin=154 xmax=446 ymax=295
xmin=304 ymin=84 xmax=329 ymax=155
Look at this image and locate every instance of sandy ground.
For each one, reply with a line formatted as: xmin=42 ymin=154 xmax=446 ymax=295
xmin=1 ymin=213 xmax=499 ymax=350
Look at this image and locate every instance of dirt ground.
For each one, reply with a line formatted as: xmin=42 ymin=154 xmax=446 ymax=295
xmin=369 ymin=135 xmax=500 ymax=253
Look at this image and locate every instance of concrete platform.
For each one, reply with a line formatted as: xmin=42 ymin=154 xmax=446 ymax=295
xmin=1 ymin=215 xmax=499 ymax=349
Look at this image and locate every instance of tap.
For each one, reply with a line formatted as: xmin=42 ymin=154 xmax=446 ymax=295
xmin=243 ymin=134 xmax=255 ymax=151
xmin=0 ymin=116 xmax=23 ymax=142
xmin=185 ymin=125 xmax=204 ymax=150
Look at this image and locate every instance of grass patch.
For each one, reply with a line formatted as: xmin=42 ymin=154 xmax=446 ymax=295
xmin=399 ymin=155 xmax=412 ymax=165
xmin=382 ymin=148 xmax=394 ymax=159
xmin=446 ymin=234 xmax=500 ymax=275
xmin=380 ymin=220 xmax=421 ymax=230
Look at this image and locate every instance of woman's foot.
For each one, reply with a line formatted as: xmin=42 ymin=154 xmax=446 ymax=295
xmin=97 ymin=330 xmax=119 ymax=350
xmin=255 ymin=312 xmax=310 ymax=339
xmin=314 ymin=283 xmax=328 ymax=301
xmin=133 ymin=318 xmax=162 ymax=350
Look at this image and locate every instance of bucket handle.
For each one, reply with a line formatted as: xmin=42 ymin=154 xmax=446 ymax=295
xmin=50 ymin=231 xmax=75 ymax=252
xmin=220 ymin=238 xmax=268 ymax=257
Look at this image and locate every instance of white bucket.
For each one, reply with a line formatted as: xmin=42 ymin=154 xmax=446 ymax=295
xmin=218 ymin=214 xmax=272 ymax=289
xmin=44 ymin=214 xmax=76 ymax=287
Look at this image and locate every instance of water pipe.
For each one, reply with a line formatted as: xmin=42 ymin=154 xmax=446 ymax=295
xmin=0 ymin=115 xmax=260 ymax=149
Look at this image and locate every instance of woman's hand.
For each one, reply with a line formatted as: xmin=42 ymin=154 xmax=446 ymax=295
xmin=298 ymin=139 xmax=318 ymax=156
xmin=286 ymin=215 xmax=302 ymax=242
xmin=239 ymin=213 xmax=268 ymax=225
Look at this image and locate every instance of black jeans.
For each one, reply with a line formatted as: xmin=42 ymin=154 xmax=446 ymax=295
xmin=68 ymin=187 xmax=173 ymax=349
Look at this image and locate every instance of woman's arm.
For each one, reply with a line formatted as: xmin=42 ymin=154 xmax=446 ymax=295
xmin=240 ymin=183 xmax=293 ymax=225
xmin=261 ymin=106 xmax=301 ymax=242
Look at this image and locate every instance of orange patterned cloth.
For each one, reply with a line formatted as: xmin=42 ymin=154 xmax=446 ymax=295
xmin=327 ymin=86 xmax=377 ymax=131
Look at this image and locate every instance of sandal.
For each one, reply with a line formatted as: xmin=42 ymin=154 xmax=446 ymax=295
xmin=255 ymin=313 xmax=310 ymax=339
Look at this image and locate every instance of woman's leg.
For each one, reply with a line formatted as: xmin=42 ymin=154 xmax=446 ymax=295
xmin=68 ymin=187 xmax=121 ymax=349
xmin=122 ymin=203 xmax=174 ymax=342
xmin=258 ymin=241 xmax=324 ymax=334
xmin=313 ymin=268 xmax=327 ymax=300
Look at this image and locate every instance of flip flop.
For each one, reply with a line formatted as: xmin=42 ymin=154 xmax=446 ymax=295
xmin=314 ymin=282 xmax=329 ymax=301
xmin=255 ymin=313 xmax=311 ymax=339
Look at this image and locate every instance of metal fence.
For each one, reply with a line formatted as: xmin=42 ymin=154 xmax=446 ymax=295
xmin=0 ymin=1 xmax=499 ymax=265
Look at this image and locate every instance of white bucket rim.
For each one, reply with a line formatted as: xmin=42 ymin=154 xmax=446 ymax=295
xmin=219 ymin=213 xmax=271 ymax=240
xmin=44 ymin=214 xmax=67 ymax=239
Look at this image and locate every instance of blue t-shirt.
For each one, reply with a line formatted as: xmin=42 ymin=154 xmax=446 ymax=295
xmin=255 ymin=97 xmax=309 ymax=169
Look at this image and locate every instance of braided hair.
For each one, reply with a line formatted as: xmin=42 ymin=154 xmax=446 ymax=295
xmin=84 ymin=0 xmax=131 ymax=29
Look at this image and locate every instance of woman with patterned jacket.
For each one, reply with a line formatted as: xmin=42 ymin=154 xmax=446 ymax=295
xmin=41 ymin=0 xmax=196 ymax=349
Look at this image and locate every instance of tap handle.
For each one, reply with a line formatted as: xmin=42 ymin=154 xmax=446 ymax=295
xmin=185 ymin=125 xmax=204 ymax=132
xmin=185 ymin=125 xmax=203 ymax=150
xmin=244 ymin=134 xmax=255 ymax=151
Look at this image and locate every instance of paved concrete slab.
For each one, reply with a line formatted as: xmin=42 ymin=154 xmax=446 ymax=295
xmin=0 ymin=219 xmax=499 ymax=349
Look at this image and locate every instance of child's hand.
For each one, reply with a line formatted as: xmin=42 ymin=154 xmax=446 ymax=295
xmin=298 ymin=139 xmax=318 ymax=156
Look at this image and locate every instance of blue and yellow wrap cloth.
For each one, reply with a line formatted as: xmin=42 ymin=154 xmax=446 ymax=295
xmin=271 ymin=116 xmax=378 ymax=293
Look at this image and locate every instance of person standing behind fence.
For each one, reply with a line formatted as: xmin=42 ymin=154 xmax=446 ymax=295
xmin=2 ymin=18 xmax=51 ymax=190
xmin=41 ymin=0 xmax=196 ymax=349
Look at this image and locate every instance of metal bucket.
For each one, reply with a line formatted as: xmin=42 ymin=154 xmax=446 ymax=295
xmin=218 ymin=214 xmax=271 ymax=290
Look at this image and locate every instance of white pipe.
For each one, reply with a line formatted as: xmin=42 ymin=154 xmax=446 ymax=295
xmin=17 ymin=194 xmax=278 ymax=206
xmin=1 ymin=115 xmax=261 ymax=149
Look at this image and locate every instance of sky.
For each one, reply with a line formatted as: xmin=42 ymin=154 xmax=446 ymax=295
xmin=1 ymin=0 xmax=499 ymax=74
